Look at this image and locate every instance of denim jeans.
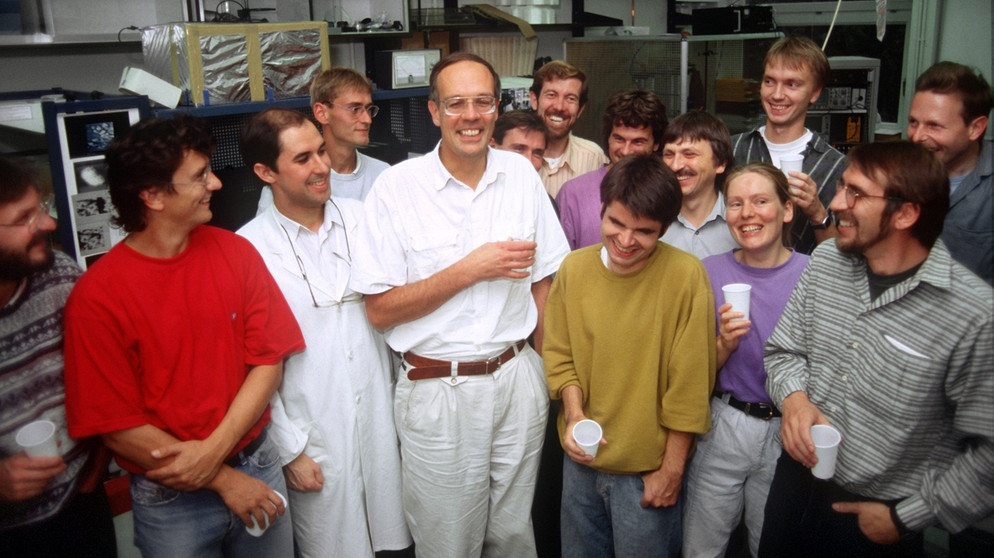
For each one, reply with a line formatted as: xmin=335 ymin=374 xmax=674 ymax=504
xmin=130 ymin=434 xmax=293 ymax=558
xmin=561 ymin=455 xmax=682 ymax=558
xmin=683 ymin=396 xmax=781 ymax=558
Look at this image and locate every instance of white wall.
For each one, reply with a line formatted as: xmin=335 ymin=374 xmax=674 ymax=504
xmin=937 ymin=0 xmax=992 ymax=80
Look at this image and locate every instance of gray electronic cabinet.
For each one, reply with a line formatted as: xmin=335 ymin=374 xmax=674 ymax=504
xmin=806 ymin=56 xmax=880 ymax=153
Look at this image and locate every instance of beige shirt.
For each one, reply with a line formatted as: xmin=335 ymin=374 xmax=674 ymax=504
xmin=539 ymin=133 xmax=608 ymax=198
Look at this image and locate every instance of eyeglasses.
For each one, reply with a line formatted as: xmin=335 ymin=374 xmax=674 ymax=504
xmin=328 ymin=102 xmax=379 ymax=119
xmin=277 ymin=202 xmax=357 ymax=308
xmin=170 ymin=167 xmax=212 ymax=188
xmin=439 ymin=96 xmax=497 ymax=117
xmin=835 ymin=182 xmax=904 ymax=208
xmin=0 ymin=194 xmax=54 ymax=234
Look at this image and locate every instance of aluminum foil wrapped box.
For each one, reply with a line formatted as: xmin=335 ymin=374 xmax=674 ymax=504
xmin=142 ymin=22 xmax=330 ymax=106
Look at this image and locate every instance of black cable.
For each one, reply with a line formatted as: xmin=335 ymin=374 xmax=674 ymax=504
xmin=117 ymin=25 xmax=141 ymax=43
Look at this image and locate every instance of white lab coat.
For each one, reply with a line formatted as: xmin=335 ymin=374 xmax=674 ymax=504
xmin=238 ymin=199 xmax=410 ymax=557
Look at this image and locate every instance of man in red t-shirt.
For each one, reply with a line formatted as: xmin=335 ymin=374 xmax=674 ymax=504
xmin=63 ymin=115 xmax=305 ymax=557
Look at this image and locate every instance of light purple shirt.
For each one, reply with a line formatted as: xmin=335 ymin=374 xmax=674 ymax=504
xmin=556 ymin=165 xmax=608 ymax=251
xmin=702 ymin=250 xmax=809 ymax=404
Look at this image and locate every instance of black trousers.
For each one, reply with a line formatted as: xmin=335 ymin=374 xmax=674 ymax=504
xmin=758 ymin=451 xmax=924 ymax=558
xmin=3 ymin=484 xmax=118 ymax=558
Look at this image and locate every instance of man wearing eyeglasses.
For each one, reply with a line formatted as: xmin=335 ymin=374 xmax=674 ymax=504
xmin=63 ymin=115 xmax=305 ymax=557
xmin=237 ymin=108 xmax=411 ymax=558
xmin=350 ymin=52 xmax=570 ymax=558
xmin=759 ymin=142 xmax=993 ymax=557
xmin=257 ymin=67 xmax=389 ymax=213
xmin=0 ymin=157 xmax=117 ymax=557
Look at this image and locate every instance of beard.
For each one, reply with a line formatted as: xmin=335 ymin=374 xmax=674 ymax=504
xmin=835 ymin=211 xmax=895 ymax=256
xmin=0 ymin=234 xmax=55 ymax=281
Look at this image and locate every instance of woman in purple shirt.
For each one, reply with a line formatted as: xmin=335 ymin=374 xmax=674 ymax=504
xmin=682 ymin=162 xmax=810 ymax=558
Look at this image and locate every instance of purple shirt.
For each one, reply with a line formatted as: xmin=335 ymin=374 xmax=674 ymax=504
xmin=556 ymin=165 xmax=608 ymax=250
xmin=702 ymin=250 xmax=809 ymax=404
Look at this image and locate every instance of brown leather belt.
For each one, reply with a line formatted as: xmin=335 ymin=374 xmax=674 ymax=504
xmin=404 ymin=340 xmax=527 ymax=381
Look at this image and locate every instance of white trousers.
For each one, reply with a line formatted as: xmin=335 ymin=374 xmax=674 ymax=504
xmin=395 ymin=345 xmax=548 ymax=558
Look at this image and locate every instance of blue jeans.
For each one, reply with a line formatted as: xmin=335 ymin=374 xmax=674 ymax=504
xmin=561 ymin=455 xmax=682 ymax=558
xmin=130 ymin=434 xmax=293 ymax=558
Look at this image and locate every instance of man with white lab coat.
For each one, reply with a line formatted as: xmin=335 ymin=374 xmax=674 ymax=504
xmin=238 ymin=108 xmax=411 ymax=557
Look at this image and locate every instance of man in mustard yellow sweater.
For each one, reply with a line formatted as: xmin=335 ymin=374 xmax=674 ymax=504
xmin=544 ymin=154 xmax=716 ymax=557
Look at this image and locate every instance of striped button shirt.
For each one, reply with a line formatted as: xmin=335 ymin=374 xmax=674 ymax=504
xmin=539 ymin=133 xmax=608 ymax=199
xmin=731 ymin=129 xmax=847 ymax=254
xmin=765 ymin=239 xmax=994 ymax=532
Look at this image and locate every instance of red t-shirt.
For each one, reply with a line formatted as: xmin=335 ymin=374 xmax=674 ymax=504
xmin=64 ymin=226 xmax=305 ymax=474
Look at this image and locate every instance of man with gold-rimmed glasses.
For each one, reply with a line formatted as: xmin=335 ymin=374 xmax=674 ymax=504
xmin=238 ymin=108 xmax=411 ymax=557
xmin=257 ymin=67 xmax=390 ymax=213
xmin=760 ymin=141 xmax=993 ymax=557
xmin=350 ymin=52 xmax=569 ymax=557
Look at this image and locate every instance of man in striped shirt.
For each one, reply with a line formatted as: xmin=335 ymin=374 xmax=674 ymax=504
xmin=760 ymin=142 xmax=993 ymax=557
xmin=731 ymin=36 xmax=846 ymax=255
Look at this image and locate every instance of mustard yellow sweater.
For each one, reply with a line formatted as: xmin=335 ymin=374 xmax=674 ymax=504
xmin=544 ymin=242 xmax=716 ymax=474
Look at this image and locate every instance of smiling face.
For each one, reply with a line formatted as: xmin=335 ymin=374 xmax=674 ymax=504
xmin=761 ymin=61 xmax=822 ymax=134
xmin=662 ymin=138 xmax=726 ymax=203
xmin=829 ymin=166 xmax=896 ymax=259
xmin=492 ymin=126 xmax=547 ymax=171
xmin=725 ymin=171 xmax=794 ymax=259
xmin=265 ymin=122 xmax=331 ymax=213
xmin=607 ymin=124 xmax=658 ymax=165
xmin=600 ymin=200 xmax=664 ymax=276
xmin=530 ymin=77 xmax=585 ymax=142
xmin=158 ymin=150 xmax=220 ymax=229
xmin=428 ymin=60 xmax=498 ymax=166
xmin=907 ymin=90 xmax=986 ymax=176
xmin=0 ymin=188 xmax=56 ymax=281
xmin=314 ymin=87 xmax=374 ymax=150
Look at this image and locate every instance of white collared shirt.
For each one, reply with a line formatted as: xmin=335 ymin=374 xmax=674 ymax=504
xmin=350 ymin=144 xmax=570 ymax=359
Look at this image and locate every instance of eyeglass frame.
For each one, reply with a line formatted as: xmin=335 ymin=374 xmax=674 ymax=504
xmin=276 ymin=200 xmax=359 ymax=308
xmin=325 ymin=102 xmax=380 ymax=119
xmin=835 ymin=181 xmax=904 ymax=208
xmin=438 ymin=95 xmax=498 ymax=117
xmin=169 ymin=167 xmax=213 ymax=188
xmin=0 ymin=193 xmax=55 ymax=234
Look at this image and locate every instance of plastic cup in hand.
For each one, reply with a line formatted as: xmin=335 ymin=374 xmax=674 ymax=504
xmin=15 ymin=420 xmax=58 ymax=457
xmin=780 ymin=154 xmax=804 ymax=177
xmin=246 ymin=491 xmax=288 ymax=537
xmin=572 ymin=419 xmax=603 ymax=458
xmin=811 ymin=424 xmax=842 ymax=480
xmin=722 ymin=283 xmax=752 ymax=321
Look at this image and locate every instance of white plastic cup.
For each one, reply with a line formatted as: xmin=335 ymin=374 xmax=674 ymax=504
xmin=722 ymin=283 xmax=752 ymax=321
xmin=780 ymin=154 xmax=804 ymax=177
xmin=811 ymin=424 xmax=842 ymax=480
xmin=246 ymin=491 xmax=288 ymax=537
xmin=572 ymin=419 xmax=603 ymax=458
xmin=15 ymin=420 xmax=58 ymax=457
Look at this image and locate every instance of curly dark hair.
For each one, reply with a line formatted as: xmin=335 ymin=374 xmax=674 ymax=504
xmin=105 ymin=115 xmax=215 ymax=232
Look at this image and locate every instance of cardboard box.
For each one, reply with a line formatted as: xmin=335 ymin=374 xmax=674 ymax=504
xmin=142 ymin=21 xmax=330 ymax=106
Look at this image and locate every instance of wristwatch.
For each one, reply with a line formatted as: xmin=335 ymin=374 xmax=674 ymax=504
xmin=811 ymin=210 xmax=833 ymax=230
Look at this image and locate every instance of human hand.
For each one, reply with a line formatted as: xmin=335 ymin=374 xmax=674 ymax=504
xmin=780 ymin=391 xmax=829 ymax=467
xmin=786 ymin=171 xmax=826 ymax=222
xmin=284 ymin=453 xmax=324 ymax=492
xmin=464 ymin=240 xmax=537 ymax=282
xmin=0 ymin=453 xmax=66 ymax=501
xmin=640 ymin=463 xmax=682 ymax=508
xmin=833 ymin=501 xmax=901 ymax=544
xmin=717 ymin=302 xmax=750 ymax=355
xmin=562 ymin=416 xmax=603 ymax=464
xmin=213 ymin=468 xmax=287 ymax=528
xmin=145 ymin=439 xmax=224 ymax=491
